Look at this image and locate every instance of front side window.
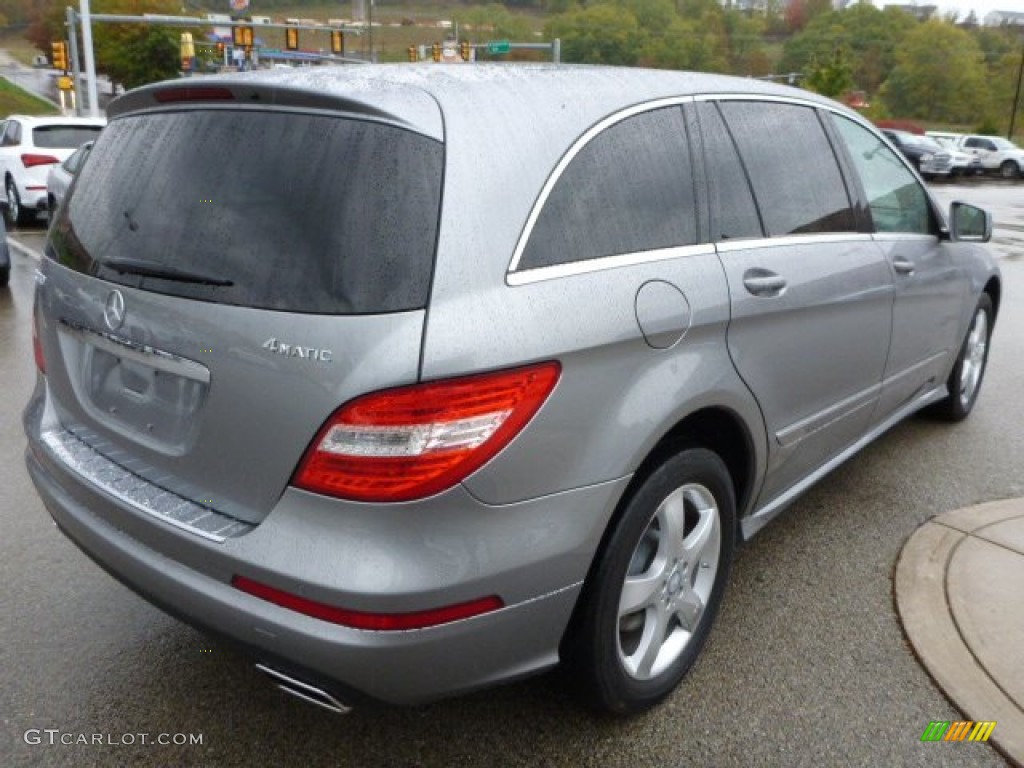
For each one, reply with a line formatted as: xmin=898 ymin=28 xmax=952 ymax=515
xmin=518 ymin=107 xmax=697 ymax=271
xmin=832 ymin=116 xmax=934 ymax=236
xmin=718 ymin=101 xmax=856 ymax=237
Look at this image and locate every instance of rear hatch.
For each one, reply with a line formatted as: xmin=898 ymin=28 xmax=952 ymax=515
xmin=39 ymin=99 xmax=443 ymax=524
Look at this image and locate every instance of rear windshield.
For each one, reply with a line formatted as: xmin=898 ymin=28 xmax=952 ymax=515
xmin=49 ymin=109 xmax=443 ymax=314
xmin=32 ymin=125 xmax=103 ymax=149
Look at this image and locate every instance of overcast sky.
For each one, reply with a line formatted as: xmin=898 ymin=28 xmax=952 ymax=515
xmin=876 ymin=0 xmax=1020 ymax=21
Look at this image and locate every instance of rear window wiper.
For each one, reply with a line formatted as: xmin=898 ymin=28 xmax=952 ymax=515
xmin=101 ymin=257 xmax=234 ymax=287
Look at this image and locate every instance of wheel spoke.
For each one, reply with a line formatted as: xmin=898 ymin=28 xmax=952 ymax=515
xmin=675 ymin=592 xmax=705 ymax=633
xmin=619 ymin=571 xmax=663 ymax=618
xmin=656 ymin=490 xmax=686 ymax=561
xmin=680 ymin=500 xmax=716 ymax=563
xmin=631 ymin=602 xmax=669 ymax=679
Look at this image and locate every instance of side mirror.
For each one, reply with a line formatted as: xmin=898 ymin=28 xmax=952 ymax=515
xmin=949 ymin=201 xmax=992 ymax=243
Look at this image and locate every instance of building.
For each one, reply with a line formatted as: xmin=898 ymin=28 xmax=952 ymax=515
xmin=984 ymin=10 xmax=1024 ymax=26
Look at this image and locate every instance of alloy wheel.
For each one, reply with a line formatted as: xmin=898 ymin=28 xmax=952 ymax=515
xmin=617 ymin=483 xmax=721 ymax=681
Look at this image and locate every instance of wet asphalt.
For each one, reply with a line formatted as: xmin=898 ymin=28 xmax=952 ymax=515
xmin=2 ymin=181 xmax=1021 ymax=767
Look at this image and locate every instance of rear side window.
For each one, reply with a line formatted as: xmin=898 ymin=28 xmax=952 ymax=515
xmin=718 ymin=102 xmax=856 ymax=236
xmin=33 ymin=125 xmax=102 ymax=149
xmin=694 ymin=102 xmax=763 ymax=241
xmin=50 ymin=110 xmax=443 ymax=315
xmin=519 ymin=107 xmax=697 ymax=270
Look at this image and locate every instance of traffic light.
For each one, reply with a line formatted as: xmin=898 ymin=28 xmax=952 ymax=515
xmin=285 ymin=25 xmax=299 ymax=51
xmin=460 ymin=40 xmax=471 ymax=62
xmin=330 ymin=30 xmax=344 ymax=55
xmin=431 ymin=42 xmax=441 ymax=62
xmin=180 ymin=32 xmax=195 ymax=71
xmin=232 ymin=23 xmax=253 ymax=49
xmin=407 ymin=46 xmax=417 ymax=63
xmin=51 ymin=41 xmax=68 ymax=72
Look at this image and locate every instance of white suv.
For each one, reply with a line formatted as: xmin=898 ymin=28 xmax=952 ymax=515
xmin=958 ymin=134 xmax=1024 ymax=179
xmin=0 ymin=115 xmax=105 ymax=225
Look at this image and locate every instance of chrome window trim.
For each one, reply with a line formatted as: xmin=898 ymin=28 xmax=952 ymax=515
xmin=715 ymin=233 xmax=873 ymax=253
xmin=506 ymin=96 xmax=695 ymax=280
xmin=871 ymin=233 xmax=939 ymax=243
xmin=507 ymin=244 xmax=716 ymax=286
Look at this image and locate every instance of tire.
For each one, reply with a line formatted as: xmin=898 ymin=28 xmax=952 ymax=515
xmin=0 ymin=265 xmax=8 ymax=288
xmin=999 ymin=160 xmax=1020 ymax=179
xmin=565 ymin=448 xmax=736 ymax=715
xmin=5 ymin=177 xmax=32 ymax=227
xmin=929 ymin=294 xmax=993 ymax=422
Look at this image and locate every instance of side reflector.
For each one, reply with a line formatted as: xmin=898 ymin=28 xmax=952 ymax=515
xmin=32 ymin=304 xmax=45 ymax=373
xmin=292 ymin=362 xmax=560 ymax=502
xmin=232 ymin=575 xmax=503 ymax=630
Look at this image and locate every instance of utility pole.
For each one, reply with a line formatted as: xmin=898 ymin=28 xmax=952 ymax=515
xmin=80 ymin=0 xmax=100 ymax=117
xmin=1010 ymin=36 xmax=1023 ymax=141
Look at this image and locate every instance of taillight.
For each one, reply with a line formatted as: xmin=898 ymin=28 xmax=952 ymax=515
xmin=292 ymin=361 xmax=561 ymax=502
xmin=21 ymin=153 xmax=59 ymax=168
xmin=231 ymin=575 xmax=503 ymax=630
xmin=32 ymin=305 xmax=45 ymax=374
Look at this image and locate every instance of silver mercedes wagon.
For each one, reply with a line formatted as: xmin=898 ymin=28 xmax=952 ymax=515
xmin=24 ymin=65 xmax=1000 ymax=715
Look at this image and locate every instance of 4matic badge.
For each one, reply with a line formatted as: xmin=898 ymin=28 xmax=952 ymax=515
xmin=261 ymin=337 xmax=333 ymax=363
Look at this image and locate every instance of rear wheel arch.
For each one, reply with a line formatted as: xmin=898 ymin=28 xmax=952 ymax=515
xmin=560 ymin=406 xmax=756 ymax=650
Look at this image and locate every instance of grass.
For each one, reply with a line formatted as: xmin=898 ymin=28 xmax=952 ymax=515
xmin=0 ymin=78 xmax=58 ymax=116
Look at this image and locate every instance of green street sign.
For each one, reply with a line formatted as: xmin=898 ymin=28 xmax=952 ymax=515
xmin=486 ymin=40 xmax=511 ymax=55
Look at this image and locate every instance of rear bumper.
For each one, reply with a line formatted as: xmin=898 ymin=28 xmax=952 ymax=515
xmin=24 ymin=390 xmax=627 ymax=705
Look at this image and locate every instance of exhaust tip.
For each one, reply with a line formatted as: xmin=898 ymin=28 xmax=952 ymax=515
xmin=255 ymin=664 xmax=352 ymax=714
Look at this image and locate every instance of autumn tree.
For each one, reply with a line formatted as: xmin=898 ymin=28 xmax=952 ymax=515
xmin=780 ymin=3 xmax=915 ymax=94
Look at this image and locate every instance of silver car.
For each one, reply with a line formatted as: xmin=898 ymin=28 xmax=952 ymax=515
xmin=46 ymin=140 xmax=93 ymax=214
xmin=24 ymin=65 xmax=1000 ymax=715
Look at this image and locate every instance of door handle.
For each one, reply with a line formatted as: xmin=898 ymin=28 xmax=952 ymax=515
xmin=893 ymin=258 xmax=915 ymax=276
xmin=742 ymin=269 xmax=787 ymax=297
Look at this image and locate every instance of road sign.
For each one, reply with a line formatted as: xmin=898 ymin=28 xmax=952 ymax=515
xmin=486 ymin=40 xmax=510 ymax=55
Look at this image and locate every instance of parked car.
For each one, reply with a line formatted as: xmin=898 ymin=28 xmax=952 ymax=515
xmin=881 ymin=129 xmax=955 ymax=178
xmin=0 ymin=215 xmax=9 ymax=288
xmin=0 ymin=115 xmax=105 ymax=226
xmin=25 ymin=66 xmax=1000 ymax=716
xmin=46 ymin=141 xmax=92 ymax=214
xmin=958 ymin=134 xmax=1024 ymax=178
xmin=924 ymin=132 xmax=983 ymax=176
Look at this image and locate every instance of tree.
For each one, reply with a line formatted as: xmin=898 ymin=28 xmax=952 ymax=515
xmin=26 ymin=0 xmax=185 ymax=91
xmin=779 ymin=3 xmax=916 ymax=94
xmin=454 ymin=4 xmax=534 ymax=42
xmin=545 ymin=4 xmax=645 ymax=66
xmin=880 ymin=20 xmax=990 ymax=123
xmin=804 ymin=48 xmax=853 ymax=98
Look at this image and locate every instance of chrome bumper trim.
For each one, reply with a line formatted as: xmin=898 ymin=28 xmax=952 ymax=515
xmin=40 ymin=428 xmax=254 ymax=542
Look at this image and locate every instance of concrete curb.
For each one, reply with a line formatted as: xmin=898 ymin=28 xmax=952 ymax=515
xmin=895 ymin=498 xmax=1024 ymax=765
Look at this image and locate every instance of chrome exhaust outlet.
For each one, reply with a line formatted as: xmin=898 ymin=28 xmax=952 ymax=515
xmin=256 ymin=664 xmax=352 ymax=714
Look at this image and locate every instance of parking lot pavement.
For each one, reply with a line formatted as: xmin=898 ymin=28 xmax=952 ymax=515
xmin=896 ymin=499 xmax=1024 ymax=764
